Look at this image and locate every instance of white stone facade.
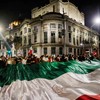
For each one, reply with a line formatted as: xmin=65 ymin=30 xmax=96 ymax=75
xmin=30 ymin=14 xmax=99 ymax=57
xmin=32 ymin=0 xmax=84 ymax=25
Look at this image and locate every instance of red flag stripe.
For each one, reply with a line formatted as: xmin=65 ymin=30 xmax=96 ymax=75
xmin=76 ymin=94 xmax=100 ymax=100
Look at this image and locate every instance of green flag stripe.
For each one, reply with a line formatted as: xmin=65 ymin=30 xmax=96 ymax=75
xmin=0 ymin=59 xmax=100 ymax=87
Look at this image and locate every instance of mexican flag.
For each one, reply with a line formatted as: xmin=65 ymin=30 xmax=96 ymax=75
xmin=0 ymin=59 xmax=100 ymax=100
xmin=28 ymin=46 xmax=33 ymax=55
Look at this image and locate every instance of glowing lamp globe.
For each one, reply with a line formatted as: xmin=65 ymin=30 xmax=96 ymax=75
xmin=94 ymin=16 xmax=100 ymax=25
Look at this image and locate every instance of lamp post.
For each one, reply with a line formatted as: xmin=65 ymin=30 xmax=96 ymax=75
xmin=62 ymin=9 xmax=66 ymax=55
xmin=90 ymin=15 xmax=100 ymax=56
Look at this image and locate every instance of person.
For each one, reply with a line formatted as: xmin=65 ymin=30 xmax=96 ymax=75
xmin=0 ymin=56 xmax=7 ymax=67
xmin=42 ymin=55 xmax=48 ymax=62
xmin=22 ymin=57 xmax=27 ymax=64
xmin=86 ymin=54 xmax=91 ymax=64
xmin=89 ymin=53 xmax=94 ymax=60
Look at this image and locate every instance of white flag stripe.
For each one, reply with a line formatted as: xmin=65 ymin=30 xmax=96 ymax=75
xmin=0 ymin=68 xmax=100 ymax=100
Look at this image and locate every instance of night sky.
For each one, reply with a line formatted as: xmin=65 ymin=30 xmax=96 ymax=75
xmin=0 ymin=0 xmax=100 ymax=32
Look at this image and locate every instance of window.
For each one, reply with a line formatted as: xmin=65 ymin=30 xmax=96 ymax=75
xmin=68 ymin=26 xmax=71 ymax=31
xmin=34 ymin=34 xmax=37 ymax=43
xmin=34 ymin=48 xmax=37 ymax=53
xmin=77 ymin=49 xmax=79 ymax=55
xmin=80 ymin=36 xmax=82 ymax=43
xmin=73 ymin=36 xmax=75 ymax=45
xmin=34 ymin=26 xmax=38 ymax=33
xmin=24 ymin=27 xmax=27 ymax=33
xmin=15 ymin=33 xmax=17 ymax=36
xmin=50 ymin=23 xmax=56 ymax=28
xmin=23 ymin=49 xmax=26 ymax=57
xmin=59 ymin=47 xmax=62 ymax=55
xmin=28 ymin=35 xmax=31 ymax=45
xmin=20 ymin=31 xmax=22 ymax=35
xmin=53 ymin=5 xmax=55 ymax=12
xmin=44 ymin=48 xmax=47 ymax=54
xmin=69 ymin=48 xmax=72 ymax=53
xmin=69 ymin=33 xmax=72 ymax=42
xmin=73 ymin=28 xmax=75 ymax=32
xmin=44 ymin=32 xmax=48 ymax=43
xmin=74 ymin=49 xmax=76 ymax=55
xmin=51 ymin=47 xmax=55 ymax=54
xmin=58 ymin=24 xmax=62 ymax=29
xmin=28 ymin=28 xmax=31 ymax=32
xmin=51 ymin=32 xmax=55 ymax=43
xmin=58 ymin=32 xmax=62 ymax=38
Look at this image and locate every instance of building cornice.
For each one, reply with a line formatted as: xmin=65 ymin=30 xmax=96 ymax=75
xmin=30 ymin=12 xmax=63 ymax=24
xmin=31 ymin=0 xmax=58 ymax=13
xmin=66 ymin=16 xmax=99 ymax=35
xmin=20 ymin=19 xmax=31 ymax=27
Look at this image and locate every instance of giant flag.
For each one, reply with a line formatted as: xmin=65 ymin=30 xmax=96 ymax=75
xmin=0 ymin=59 xmax=100 ymax=100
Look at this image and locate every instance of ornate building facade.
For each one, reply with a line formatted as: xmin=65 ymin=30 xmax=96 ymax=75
xmin=1 ymin=0 xmax=99 ymax=57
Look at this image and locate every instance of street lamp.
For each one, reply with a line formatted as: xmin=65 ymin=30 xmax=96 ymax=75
xmin=62 ymin=9 xmax=66 ymax=55
xmin=90 ymin=15 xmax=100 ymax=56
xmin=91 ymin=16 xmax=100 ymax=30
xmin=93 ymin=16 xmax=100 ymax=25
xmin=80 ymin=43 xmax=84 ymax=55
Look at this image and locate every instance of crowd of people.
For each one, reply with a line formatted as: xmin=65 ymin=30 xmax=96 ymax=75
xmin=0 ymin=53 xmax=99 ymax=67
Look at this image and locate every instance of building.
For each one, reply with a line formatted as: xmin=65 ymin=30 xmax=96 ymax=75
xmin=1 ymin=0 xmax=99 ymax=57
